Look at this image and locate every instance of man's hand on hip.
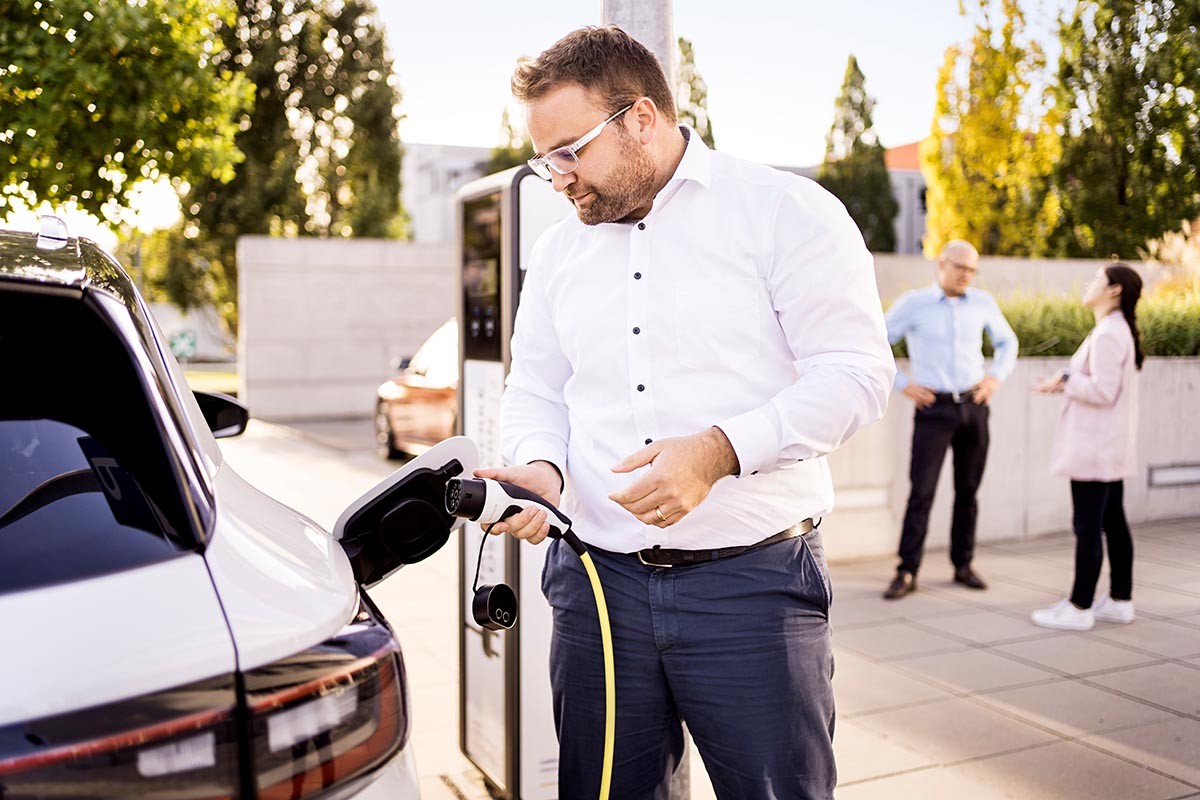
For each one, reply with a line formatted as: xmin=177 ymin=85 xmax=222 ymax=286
xmin=902 ymin=384 xmax=937 ymax=409
xmin=472 ymin=461 xmax=562 ymax=545
xmin=972 ymin=375 xmax=1000 ymax=405
xmin=608 ymin=427 xmax=739 ymax=527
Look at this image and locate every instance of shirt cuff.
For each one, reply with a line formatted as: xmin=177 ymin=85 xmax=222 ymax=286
xmin=715 ymin=407 xmax=779 ymax=477
xmin=510 ymin=435 xmax=567 ymax=484
xmin=893 ymin=371 xmax=911 ymax=391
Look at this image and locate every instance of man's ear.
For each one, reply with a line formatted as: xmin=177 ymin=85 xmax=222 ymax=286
xmin=630 ymin=96 xmax=658 ymax=145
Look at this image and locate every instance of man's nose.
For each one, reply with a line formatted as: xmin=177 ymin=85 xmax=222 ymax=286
xmin=550 ymin=169 xmax=576 ymax=193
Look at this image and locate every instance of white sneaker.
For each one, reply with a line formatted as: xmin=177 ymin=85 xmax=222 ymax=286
xmin=1031 ymin=599 xmax=1095 ymax=631
xmin=1093 ymin=596 xmax=1135 ymax=624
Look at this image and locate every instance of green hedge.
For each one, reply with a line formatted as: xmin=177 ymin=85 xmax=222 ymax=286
xmin=889 ymin=293 xmax=1200 ymax=359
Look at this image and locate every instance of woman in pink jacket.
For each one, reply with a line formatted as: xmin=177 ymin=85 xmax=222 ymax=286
xmin=1031 ymin=263 xmax=1144 ymax=631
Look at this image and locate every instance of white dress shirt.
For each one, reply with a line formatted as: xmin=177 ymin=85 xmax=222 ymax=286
xmin=501 ymin=128 xmax=896 ymax=553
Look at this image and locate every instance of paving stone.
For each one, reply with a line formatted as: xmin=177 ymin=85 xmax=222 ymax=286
xmin=1090 ymin=619 xmax=1200 ymax=659
xmin=894 ymin=647 xmax=1058 ymax=693
xmin=833 ymin=620 xmax=968 ymax=661
xmin=852 ymin=696 xmax=1058 ymax=763
xmin=977 ymin=678 xmax=1176 ymax=737
xmin=994 ymin=632 xmax=1160 ymax=675
xmin=1087 ymin=663 xmax=1200 ymax=716
xmin=1083 ymin=718 xmax=1200 ymax=787
xmin=956 ymin=740 xmax=1194 ymax=800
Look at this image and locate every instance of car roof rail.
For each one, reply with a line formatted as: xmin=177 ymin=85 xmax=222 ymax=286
xmin=37 ymin=213 xmax=70 ymax=250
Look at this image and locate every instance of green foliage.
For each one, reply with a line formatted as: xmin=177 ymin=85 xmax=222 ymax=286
xmin=164 ymin=0 xmax=405 ymax=326
xmin=1054 ymin=0 xmax=1200 ymax=259
xmin=676 ymin=37 xmax=715 ymax=149
xmin=486 ymin=108 xmax=534 ymax=174
xmin=817 ymin=55 xmax=898 ymax=252
xmin=921 ymin=0 xmax=1060 ymax=257
xmin=888 ymin=292 xmax=1200 ymax=358
xmin=0 ymin=0 xmax=252 ymax=215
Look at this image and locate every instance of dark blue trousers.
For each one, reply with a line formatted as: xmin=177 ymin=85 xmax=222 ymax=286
xmin=541 ymin=531 xmax=836 ymax=800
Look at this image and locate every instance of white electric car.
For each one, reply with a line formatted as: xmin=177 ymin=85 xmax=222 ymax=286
xmin=0 ymin=219 xmax=473 ymax=799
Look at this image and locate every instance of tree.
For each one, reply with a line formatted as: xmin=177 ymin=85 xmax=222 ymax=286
xmin=920 ymin=0 xmax=1060 ymax=257
xmin=0 ymin=0 xmax=251 ymax=216
xmin=160 ymin=0 xmax=405 ymax=321
xmin=676 ymin=37 xmax=715 ymax=148
xmin=816 ymin=55 xmax=898 ymax=252
xmin=486 ymin=108 xmax=534 ymax=174
xmin=1054 ymin=0 xmax=1200 ymax=258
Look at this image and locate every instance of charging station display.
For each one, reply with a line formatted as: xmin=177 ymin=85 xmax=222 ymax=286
xmin=457 ymin=168 xmax=570 ymax=799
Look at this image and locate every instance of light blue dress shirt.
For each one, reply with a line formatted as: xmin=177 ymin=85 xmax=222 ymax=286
xmin=885 ymin=283 xmax=1019 ymax=393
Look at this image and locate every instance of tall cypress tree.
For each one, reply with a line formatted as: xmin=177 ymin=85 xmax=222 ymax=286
xmin=1054 ymin=0 xmax=1200 ymax=258
xmin=817 ymin=55 xmax=898 ymax=252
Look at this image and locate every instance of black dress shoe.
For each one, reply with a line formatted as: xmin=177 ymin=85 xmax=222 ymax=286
xmin=883 ymin=571 xmax=917 ymax=600
xmin=954 ymin=566 xmax=988 ymax=590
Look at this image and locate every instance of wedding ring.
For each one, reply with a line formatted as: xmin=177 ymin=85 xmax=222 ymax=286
xmin=655 ymin=506 xmax=667 ymax=522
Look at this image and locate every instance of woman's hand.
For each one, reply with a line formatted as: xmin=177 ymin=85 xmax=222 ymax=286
xmin=1033 ymin=371 xmax=1066 ymax=394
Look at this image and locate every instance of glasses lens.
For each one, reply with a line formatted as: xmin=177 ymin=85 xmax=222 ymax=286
xmin=546 ymin=148 xmax=579 ymax=176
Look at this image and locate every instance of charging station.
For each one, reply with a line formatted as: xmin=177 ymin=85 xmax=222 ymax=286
xmin=455 ymin=166 xmax=571 ymax=799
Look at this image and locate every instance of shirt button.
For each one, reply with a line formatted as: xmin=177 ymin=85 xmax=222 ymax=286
xmin=632 ymin=326 xmax=640 ymax=334
xmin=637 ymin=384 xmax=645 ymax=392
xmin=634 ymin=272 xmax=642 ymax=280
xmin=637 ymin=222 xmax=646 ymax=230
xmin=645 ymin=438 xmax=653 ymax=445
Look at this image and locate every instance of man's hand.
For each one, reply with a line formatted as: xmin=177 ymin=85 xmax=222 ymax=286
xmin=472 ymin=461 xmax=562 ymax=545
xmin=608 ymin=427 xmax=739 ymax=527
xmin=902 ymin=384 xmax=937 ymax=409
xmin=971 ymin=375 xmax=1001 ymax=405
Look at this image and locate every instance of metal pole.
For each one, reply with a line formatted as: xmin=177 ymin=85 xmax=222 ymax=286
xmin=601 ymin=0 xmax=677 ymax=90
xmin=596 ymin=12 xmax=690 ymax=798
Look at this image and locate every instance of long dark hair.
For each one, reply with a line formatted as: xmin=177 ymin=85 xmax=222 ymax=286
xmin=1105 ymin=263 xmax=1144 ymax=371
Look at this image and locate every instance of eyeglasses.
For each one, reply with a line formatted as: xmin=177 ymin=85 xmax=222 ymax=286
xmin=527 ymin=105 xmax=633 ymax=181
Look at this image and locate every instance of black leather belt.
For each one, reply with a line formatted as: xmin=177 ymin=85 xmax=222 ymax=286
xmin=934 ymin=391 xmax=975 ymax=404
xmin=634 ymin=519 xmax=815 ymax=568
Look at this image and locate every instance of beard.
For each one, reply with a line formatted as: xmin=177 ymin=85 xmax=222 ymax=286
xmin=566 ymin=130 xmax=658 ymax=226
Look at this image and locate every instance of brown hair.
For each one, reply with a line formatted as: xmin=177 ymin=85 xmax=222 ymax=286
xmin=512 ymin=26 xmax=677 ymax=125
xmin=1105 ymin=263 xmax=1145 ymax=370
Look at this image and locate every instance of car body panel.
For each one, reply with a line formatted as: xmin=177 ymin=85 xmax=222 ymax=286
xmin=0 ymin=554 xmax=236 ymax=726
xmin=203 ymin=463 xmax=360 ymax=671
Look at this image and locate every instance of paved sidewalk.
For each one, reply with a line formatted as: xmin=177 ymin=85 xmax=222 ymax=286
xmin=829 ymin=518 xmax=1200 ymax=800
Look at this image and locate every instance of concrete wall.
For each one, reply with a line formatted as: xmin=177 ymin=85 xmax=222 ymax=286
xmin=822 ymin=358 xmax=1200 ymax=562
xmin=874 ymin=254 xmax=1164 ymax=303
xmin=237 ymin=236 xmax=455 ymax=420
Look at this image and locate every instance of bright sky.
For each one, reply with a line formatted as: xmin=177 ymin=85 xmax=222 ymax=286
xmin=380 ymin=0 xmax=1066 ymax=167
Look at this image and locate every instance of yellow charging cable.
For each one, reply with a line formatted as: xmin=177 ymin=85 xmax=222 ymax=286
xmin=576 ymin=549 xmax=615 ymax=800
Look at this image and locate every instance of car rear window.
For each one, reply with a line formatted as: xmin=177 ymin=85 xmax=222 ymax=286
xmin=0 ymin=290 xmax=192 ymax=594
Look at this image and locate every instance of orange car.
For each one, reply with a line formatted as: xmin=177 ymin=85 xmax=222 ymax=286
xmin=375 ymin=318 xmax=458 ymax=458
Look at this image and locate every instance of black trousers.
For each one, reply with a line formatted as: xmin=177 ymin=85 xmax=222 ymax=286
xmin=898 ymin=399 xmax=990 ymax=574
xmin=1070 ymin=479 xmax=1134 ymax=608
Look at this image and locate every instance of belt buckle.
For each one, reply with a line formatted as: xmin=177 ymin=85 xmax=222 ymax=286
xmin=636 ymin=549 xmax=674 ymax=568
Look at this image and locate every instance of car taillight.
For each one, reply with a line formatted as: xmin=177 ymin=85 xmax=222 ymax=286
xmin=0 ymin=675 xmax=240 ymax=799
xmin=243 ymin=592 xmax=409 ymax=799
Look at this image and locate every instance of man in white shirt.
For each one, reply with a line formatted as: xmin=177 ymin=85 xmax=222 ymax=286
xmin=474 ymin=26 xmax=895 ymax=799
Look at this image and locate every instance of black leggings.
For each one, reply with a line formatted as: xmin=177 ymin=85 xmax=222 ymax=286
xmin=1070 ymin=480 xmax=1134 ymax=609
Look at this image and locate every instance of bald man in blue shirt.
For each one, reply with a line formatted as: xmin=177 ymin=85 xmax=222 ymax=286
xmin=883 ymin=240 xmax=1018 ymax=599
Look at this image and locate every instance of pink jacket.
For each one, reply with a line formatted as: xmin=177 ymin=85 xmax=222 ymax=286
xmin=1050 ymin=312 xmax=1139 ymax=481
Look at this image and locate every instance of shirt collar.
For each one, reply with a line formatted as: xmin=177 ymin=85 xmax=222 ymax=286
xmin=668 ymin=125 xmax=712 ymax=189
xmin=931 ymin=281 xmax=968 ymax=302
